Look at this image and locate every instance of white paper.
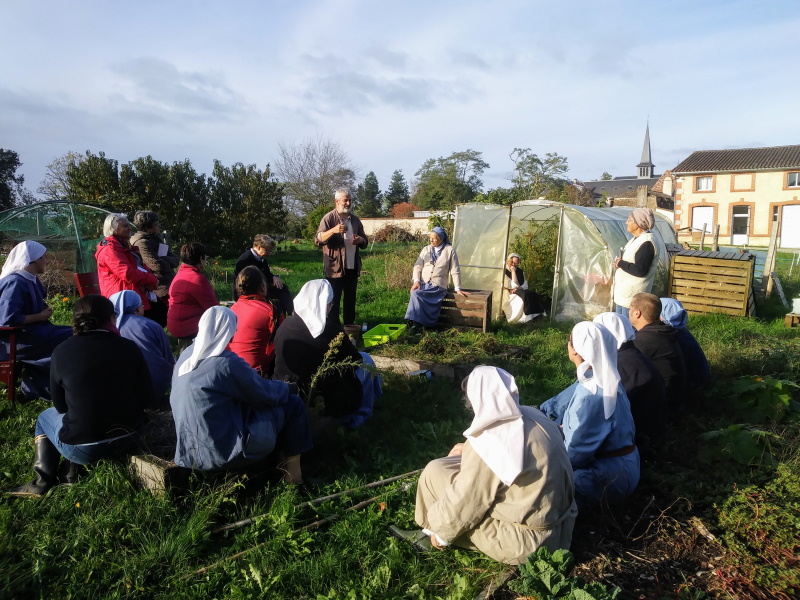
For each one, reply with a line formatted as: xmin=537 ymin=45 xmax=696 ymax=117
xmin=157 ymin=243 xmax=169 ymax=257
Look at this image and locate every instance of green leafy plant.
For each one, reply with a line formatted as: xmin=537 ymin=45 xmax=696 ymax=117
xmin=508 ymin=217 xmax=558 ymax=297
xmin=727 ymin=375 xmax=800 ymax=423
xmin=509 ymin=546 xmax=620 ymax=599
xmin=698 ymin=424 xmax=780 ymax=466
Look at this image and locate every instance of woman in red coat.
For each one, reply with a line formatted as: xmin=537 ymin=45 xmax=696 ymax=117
xmin=95 ymin=214 xmax=158 ymax=310
xmin=229 ymin=266 xmax=284 ymax=376
xmin=167 ymin=243 xmax=219 ymax=350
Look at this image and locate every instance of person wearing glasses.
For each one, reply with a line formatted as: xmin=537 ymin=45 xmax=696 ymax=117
xmin=167 ymin=243 xmax=219 ymax=352
xmin=612 ymin=208 xmax=658 ymax=318
xmin=233 ymin=234 xmax=293 ymax=316
xmin=405 ymin=227 xmax=469 ymax=331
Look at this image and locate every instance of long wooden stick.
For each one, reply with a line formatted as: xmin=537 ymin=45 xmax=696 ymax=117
xmin=191 ymin=492 xmax=390 ymax=579
xmin=212 ymin=469 xmax=422 ymax=534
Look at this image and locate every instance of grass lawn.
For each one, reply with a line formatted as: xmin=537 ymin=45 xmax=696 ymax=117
xmin=1 ymin=243 xmax=799 ymax=599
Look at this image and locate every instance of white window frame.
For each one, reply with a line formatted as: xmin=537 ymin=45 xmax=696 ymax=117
xmin=788 ymin=172 xmax=800 ymax=188
xmin=696 ymin=176 xmax=712 ymax=191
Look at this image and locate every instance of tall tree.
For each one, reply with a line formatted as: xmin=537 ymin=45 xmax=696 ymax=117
xmin=384 ymin=169 xmax=410 ymax=210
xmin=509 ymin=149 xmax=569 ymax=199
xmin=65 ymin=151 xmax=122 ymax=206
xmin=38 ymin=151 xmax=84 ymax=201
xmin=355 ymin=171 xmax=382 ymax=217
xmin=275 ymin=137 xmax=357 ymax=215
xmin=412 ymin=149 xmax=489 ymax=210
xmin=601 ymin=172 xmax=613 ymax=181
xmin=0 ymin=149 xmax=29 ymax=210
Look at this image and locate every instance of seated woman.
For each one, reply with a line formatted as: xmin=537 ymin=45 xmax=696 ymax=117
xmin=660 ymin=298 xmax=711 ymax=388
xmin=170 ymin=306 xmax=311 ymax=480
xmin=395 ymin=366 xmax=577 ymax=564
xmin=110 ymin=290 xmax=175 ymax=402
xmin=539 ymin=322 xmax=639 ymax=506
xmin=95 ymin=213 xmax=159 ymax=312
xmin=502 ymin=253 xmax=548 ymax=323
xmin=405 ymin=227 xmax=469 ymax=330
xmin=593 ymin=312 xmax=667 ymax=441
xmin=228 ymin=266 xmax=283 ymax=376
xmin=167 ymin=242 xmax=219 ymax=351
xmin=0 ymin=241 xmax=72 ymax=400
xmin=273 ymin=280 xmax=363 ymax=418
xmin=8 ymin=295 xmax=152 ymax=497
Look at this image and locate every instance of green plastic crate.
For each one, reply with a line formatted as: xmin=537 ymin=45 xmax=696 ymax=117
xmin=362 ymin=324 xmax=406 ymax=347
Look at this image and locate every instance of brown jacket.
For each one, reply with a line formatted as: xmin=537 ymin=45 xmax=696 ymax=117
xmin=314 ymin=209 xmax=368 ymax=278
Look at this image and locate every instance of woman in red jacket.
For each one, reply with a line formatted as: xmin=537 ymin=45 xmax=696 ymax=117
xmin=167 ymin=243 xmax=219 ymax=350
xmin=228 ymin=266 xmax=284 ymax=376
xmin=95 ymin=214 xmax=158 ymax=310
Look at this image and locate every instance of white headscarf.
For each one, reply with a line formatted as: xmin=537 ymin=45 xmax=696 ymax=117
xmin=0 ymin=241 xmax=47 ymax=280
xmin=462 ymin=366 xmax=525 ymax=486
xmin=294 ymin=279 xmax=334 ymax=338
xmin=593 ymin=312 xmax=636 ymax=350
xmin=571 ymin=321 xmax=621 ymax=419
xmin=177 ymin=305 xmax=237 ymax=376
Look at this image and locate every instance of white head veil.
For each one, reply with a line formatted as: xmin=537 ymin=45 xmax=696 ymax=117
xmin=571 ymin=321 xmax=621 ymax=419
xmin=294 ymin=279 xmax=334 ymax=338
xmin=462 ymin=366 xmax=525 ymax=486
xmin=177 ymin=305 xmax=237 ymax=376
xmin=593 ymin=312 xmax=636 ymax=350
xmin=0 ymin=241 xmax=47 ymax=280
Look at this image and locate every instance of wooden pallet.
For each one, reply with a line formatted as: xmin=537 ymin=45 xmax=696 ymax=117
xmin=438 ymin=290 xmax=492 ymax=333
xmin=668 ymin=253 xmax=754 ymax=317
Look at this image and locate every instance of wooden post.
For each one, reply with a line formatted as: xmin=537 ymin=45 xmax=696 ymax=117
xmin=712 ymin=224 xmax=720 ymax=252
xmin=762 ymin=222 xmax=780 ymax=299
xmin=699 ymin=224 xmax=707 ymax=251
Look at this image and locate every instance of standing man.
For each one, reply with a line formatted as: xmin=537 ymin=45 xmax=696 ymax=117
xmin=234 ymin=234 xmax=293 ymax=315
xmin=315 ymin=189 xmax=368 ymax=326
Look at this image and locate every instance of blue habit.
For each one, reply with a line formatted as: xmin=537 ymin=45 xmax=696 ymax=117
xmin=0 ymin=273 xmax=71 ymax=400
xmin=118 ymin=314 xmax=175 ymax=401
xmin=170 ymin=349 xmax=312 ymax=470
xmin=340 ymin=352 xmax=383 ymax=430
xmin=539 ymin=381 xmax=639 ymax=505
xmin=405 ymin=282 xmax=447 ymax=327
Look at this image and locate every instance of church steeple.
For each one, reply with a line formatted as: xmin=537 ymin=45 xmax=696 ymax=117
xmin=637 ymin=122 xmax=655 ymax=179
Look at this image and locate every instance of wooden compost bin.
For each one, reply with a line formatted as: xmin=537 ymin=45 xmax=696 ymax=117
xmin=668 ymin=250 xmax=755 ymax=316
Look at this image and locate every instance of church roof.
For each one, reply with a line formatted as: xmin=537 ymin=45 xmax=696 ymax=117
xmin=673 ymin=145 xmax=800 ymax=173
xmin=581 ymin=177 xmax=660 ymax=197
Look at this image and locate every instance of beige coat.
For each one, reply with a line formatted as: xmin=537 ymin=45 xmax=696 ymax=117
xmin=412 ymin=244 xmax=462 ymax=290
xmin=415 ymin=406 xmax=577 ymax=565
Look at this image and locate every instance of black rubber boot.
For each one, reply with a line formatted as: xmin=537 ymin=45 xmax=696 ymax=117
xmin=7 ymin=435 xmax=61 ymax=498
xmin=58 ymin=460 xmax=86 ymax=485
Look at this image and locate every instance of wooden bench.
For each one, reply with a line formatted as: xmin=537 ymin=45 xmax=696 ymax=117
xmin=438 ymin=290 xmax=492 ymax=333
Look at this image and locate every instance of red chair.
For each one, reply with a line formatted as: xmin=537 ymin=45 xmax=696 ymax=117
xmin=0 ymin=326 xmax=22 ymax=403
xmin=73 ymin=272 xmax=100 ymax=297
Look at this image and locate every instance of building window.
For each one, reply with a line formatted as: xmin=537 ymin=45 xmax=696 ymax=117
xmin=788 ymin=172 xmax=800 ymax=187
xmin=773 ymin=206 xmax=780 ymax=222
xmin=696 ymin=176 xmax=712 ymax=191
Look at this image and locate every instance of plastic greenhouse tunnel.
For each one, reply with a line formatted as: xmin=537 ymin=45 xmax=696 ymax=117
xmin=452 ymin=200 xmax=678 ymax=322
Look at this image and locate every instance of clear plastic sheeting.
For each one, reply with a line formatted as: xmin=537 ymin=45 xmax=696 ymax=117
xmin=453 ymin=201 xmax=678 ymax=322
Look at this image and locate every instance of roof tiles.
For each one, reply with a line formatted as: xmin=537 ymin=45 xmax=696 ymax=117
xmin=673 ymin=145 xmax=800 ymax=173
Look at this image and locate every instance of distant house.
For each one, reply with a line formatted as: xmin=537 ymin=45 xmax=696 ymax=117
xmin=672 ymin=145 xmax=800 ymax=248
xmin=582 ymin=124 xmax=675 ymax=213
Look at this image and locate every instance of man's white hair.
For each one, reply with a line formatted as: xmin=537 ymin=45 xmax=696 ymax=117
xmin=334 ymin=188 xmax=351 ymax=200
xmin=103 ymin=213 xmax=129 ymax=237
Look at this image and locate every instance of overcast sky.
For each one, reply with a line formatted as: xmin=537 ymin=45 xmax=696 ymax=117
xmin=2 ymin=0 xmax=799 ymax=199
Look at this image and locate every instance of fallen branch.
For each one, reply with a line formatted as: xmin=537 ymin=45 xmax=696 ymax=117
xmin=212 ymin=469 xmax=422 ymax=534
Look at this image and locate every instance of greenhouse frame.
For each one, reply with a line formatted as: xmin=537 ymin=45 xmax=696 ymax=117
xmin=452 ymin=200 xmax=678 ymax=322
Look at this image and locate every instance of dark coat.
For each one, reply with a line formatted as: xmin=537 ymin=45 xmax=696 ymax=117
xmin=617 ymin=341 xmax=668 ymax=440
xmin=233 ymin=250 xmax=274 ymax=300
xmin=273 ymin=314 xmax=362 ymax=417
xmin=632 ymin=322 xmax=687 ymax=416
xmin=314 ymin=209 xmax=368 ymax=278
xmin=130 ymin=231 xmax=179 ymax=299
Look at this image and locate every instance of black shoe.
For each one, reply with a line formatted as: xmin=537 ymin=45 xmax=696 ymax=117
xmin=58 ymin=460 xmax=86 ymax=485
xmin=7 ymin=435 xmax=61 ymax=498
xmin=389 ymin=525 xmax=432 ymax=551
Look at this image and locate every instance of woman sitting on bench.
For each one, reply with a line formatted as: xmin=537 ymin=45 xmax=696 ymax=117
xmin=405 ymin=227 xmax=469 ymax=331
xmin=8 ymin=295 xmax=151 ymax=497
